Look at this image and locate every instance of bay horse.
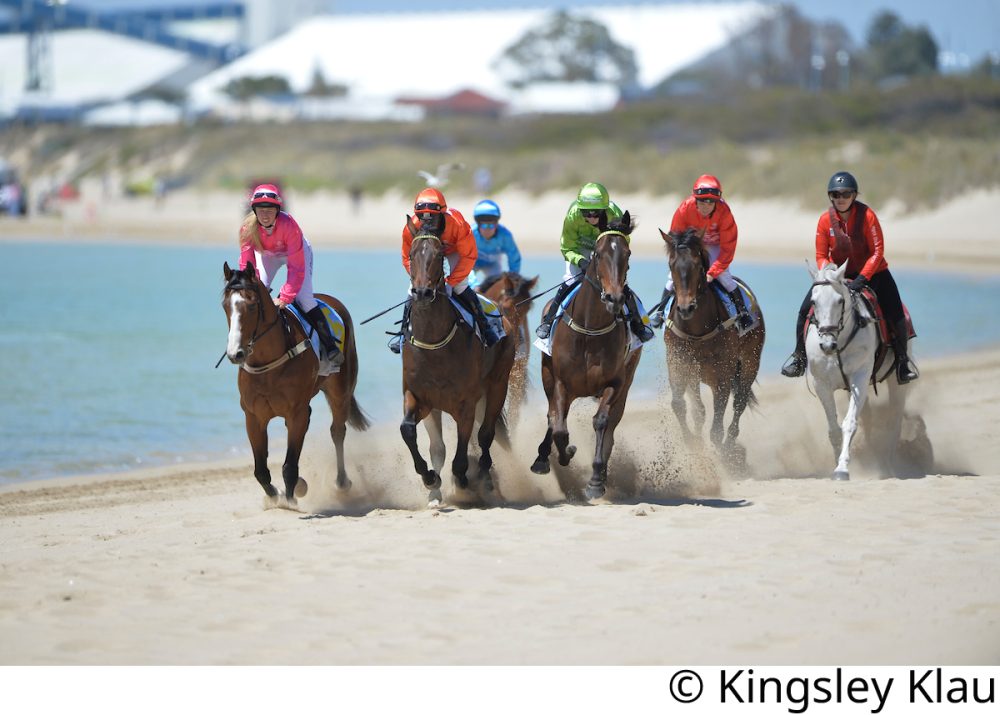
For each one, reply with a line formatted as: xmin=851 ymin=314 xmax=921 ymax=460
xmin=530 ymin=212 xmax=641 ymax=501
xmin=480 ymin=272 xmax=539 ymax=427
xmin=659 ymin=227 xmax=764 ymax=464
xmin=400 ymin=217 xmax=516 ymax=506
xmin=222 ymin=262 xmax=370 ymax=508
xmin=805 ymin=260 xmax=909 ymax=480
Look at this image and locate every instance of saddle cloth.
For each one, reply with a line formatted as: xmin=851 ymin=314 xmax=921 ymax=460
xmin=533 ymin=283 xmax=646 ymax=357
xmin=287 ymin=299 xmax=345 ymax=376
xmin=448 ymin=291 xmax=507 ymax=345
xmin=713 ymin=279 xmax=761 ymax=337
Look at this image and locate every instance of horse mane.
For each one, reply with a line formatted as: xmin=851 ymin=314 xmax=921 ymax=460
xmin=667 ymin=227 xmax=710 ymax=273
xmin=606 ymin=212 xmax=636 ymax=236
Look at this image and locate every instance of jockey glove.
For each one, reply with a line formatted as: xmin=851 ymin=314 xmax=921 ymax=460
xmin=849 ymin=275 xmax=868 ymax=292
xmin=577 ymin=258 xmax=590 ymax=273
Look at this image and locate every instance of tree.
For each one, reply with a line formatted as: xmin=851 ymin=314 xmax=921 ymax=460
xmin=222 ymin=75 xmax=292 ymax=102
xmin=493 ymin=10 xmax=638 ymax=90
xmin=863 ymin=11 xmax=938 ymax=81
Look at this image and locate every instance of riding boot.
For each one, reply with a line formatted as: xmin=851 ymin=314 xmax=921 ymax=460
xmin=388 ymin=300 xmax=411 ymax=354
xmin=648 ymin=287 xmax=673 ymax=329
xmin=780 ymin=303 xmax=810 ymax=378
xmin=891 ymin=318 xmax=919 ymax=384
xmin=458 ymin=288 xmax=501 ymax=347
xmin=535 ymin=281 xmax=576 ymax=339
xmin=624 ymin=285 xmax=655 ymax=342
xmin=728 ymin=288 xmax=754 ymax=331
xmin=305 ymin=306 xmax=343 ymax=366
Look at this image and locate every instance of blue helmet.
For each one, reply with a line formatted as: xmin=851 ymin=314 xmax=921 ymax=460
xmin=473 ymin=199 xmax=501 ymax=221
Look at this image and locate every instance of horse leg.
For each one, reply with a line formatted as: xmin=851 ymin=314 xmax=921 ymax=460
xmin=281 ymin=405 xmax=312 ymax=507
xmin=833 ymin=377 xmax=869 ymax=480
xmin=427 ymin=409 xmax=446 ymax=476
xmin=531 ymin=355 xmax=557 ymax=474
xmin=814 ymin=383 xmax=843 ymax=469
xmin=400 ymin=391 xmax=440 ymax=498
xmin=724 ymin=366 xmax=753 ymax=466
xmin=322 ymin=386 xmax=352 ymax=492
xmin=883 ymin=376 xmax=908 ymax=476
xmin=451 ymin=403 xmax=475 ymax=491
xmin=550 ymin=382 xmax=576 ymax=467
xmin=669 ymin=376 xmax=697 ymax=443
xmin=244 ymin=412 xmax=278 ymax=500
xmin=586 ymin=386 xmax=617 ymax=500
xmin=708 ymin=380 xmax=732 ymax=448
xmin=477 ymin=377 xmax=510 ymax=493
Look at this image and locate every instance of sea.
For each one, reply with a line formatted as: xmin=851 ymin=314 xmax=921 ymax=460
xmin=2 ymin=239 xmax=999 ymax=486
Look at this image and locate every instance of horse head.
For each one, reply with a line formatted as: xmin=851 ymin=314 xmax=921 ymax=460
xmin=592 ymin=211 xmax=634 ymax=315
xmin=661 ymin=227 xmax=708 ymax=320
xmin=808 ymin=260 xmax=851 ymax=354
xmin=406 ymin=215 xmax=445 ymax=302
xmin=222 ymin=261 xmax=279 ymax=365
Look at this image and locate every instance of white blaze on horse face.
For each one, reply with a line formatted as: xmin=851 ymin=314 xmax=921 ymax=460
xmin=227 ymin=293 xmax=247 ymax=358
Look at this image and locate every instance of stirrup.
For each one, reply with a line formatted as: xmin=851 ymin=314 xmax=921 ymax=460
xmin=649 ymin=311 xmax=664 ymax=329
xmin=632 ymin=321 xmax=655 ymax=342
xmin=896 ymin=359 xmax=918 ymax=384
xmin=535 ymin=322 xmax=553 ymax=339
xmin=736 ymin=312 xmax=754 ymax=330
xmin=388 ymin=334 xmax=403 ymax=354
xmin=781 ymin=353 xmax=806 ymax=378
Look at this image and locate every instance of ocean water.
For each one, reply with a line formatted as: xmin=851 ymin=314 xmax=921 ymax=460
xmin=2 ymin=240 xmax=999 ymax=485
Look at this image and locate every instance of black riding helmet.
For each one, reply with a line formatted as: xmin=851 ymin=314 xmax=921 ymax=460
xmin=828 ymin=171 xmax=859 ymax=193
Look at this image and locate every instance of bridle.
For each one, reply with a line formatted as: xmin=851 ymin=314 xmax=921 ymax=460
xmin=218 ymin=273 xmax=304 ymax=373
xmin=810 ymin=278 xmax=868 ymax=389
xmin=407 ymin=233 xmax=460 ymax=350
xmin=565 ymin=230 xmax=629 ymax=337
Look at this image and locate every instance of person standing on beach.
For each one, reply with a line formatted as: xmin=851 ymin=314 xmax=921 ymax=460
xmin=469 ymin=199 xmax=522 ymax=289
xmin=238 ymin=184 xmax=342 ymax=365
xmin=648 ymin=174 xmax=753 ymax=331
xmin=534 ymin=181 xmax=654 ymax=342
xmin=780 ymin=171 xmax=918 ymax=384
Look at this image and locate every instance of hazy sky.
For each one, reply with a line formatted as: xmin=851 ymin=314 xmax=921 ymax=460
xmin=28 ymin=0 xmax=1000 ymax=64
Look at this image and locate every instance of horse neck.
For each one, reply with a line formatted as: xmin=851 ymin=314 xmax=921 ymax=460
xmin=568 ymin=273 xmax=614 ymax=324
xmin=410 ymin=289 xmax=455 ymax=332
xmin=669 ymin=267 xmax=723 ymax=333
xmin=246 ymin=300 xmax=292 ymax=362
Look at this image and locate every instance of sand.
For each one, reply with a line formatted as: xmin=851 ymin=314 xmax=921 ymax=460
xmin=1 ymin=189 xmax=999 ymax=667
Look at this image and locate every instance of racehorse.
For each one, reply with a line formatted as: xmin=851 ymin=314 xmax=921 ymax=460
xmin=530 ymin=212 xmax=641 ymax=500
xmin=480 ymin=272 xmax=539 ymax=427
xmin=221 ymin=262 xmax=370 ymax=508
xmin=400 ymin=217 xmax=516 ymax=506
xmin=659 ymin=227 xmax=765 ymax=464
xmin=804 ymin=260 xmax=909 ymax=480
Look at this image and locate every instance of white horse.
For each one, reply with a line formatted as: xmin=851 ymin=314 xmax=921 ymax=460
xmin=805 ymin=261 xmax=908 ymax=480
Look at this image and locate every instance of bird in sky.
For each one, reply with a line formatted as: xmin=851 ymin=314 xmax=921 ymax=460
xmin=417 ymin=162 xmax=465 ymax=188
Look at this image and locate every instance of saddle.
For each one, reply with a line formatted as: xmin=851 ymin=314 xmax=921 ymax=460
xmin=287 ymin=300 xmax=345 ymax=376
xmin=450 ymin=293 xmax=506 ymax=345
xmin=712 ymin=278 xmax=760 ymax=336
xmin=802 ymin=287 xmax=916 ymax=385
xmin=532 ymin=283 xmax=645 ymax=356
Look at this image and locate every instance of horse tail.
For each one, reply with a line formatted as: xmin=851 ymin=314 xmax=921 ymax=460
xmin=347 ymin=396 xmax=372 ymax=431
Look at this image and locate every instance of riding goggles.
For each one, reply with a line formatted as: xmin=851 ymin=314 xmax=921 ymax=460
xmin=828 ymin=191 xmax=856 ymax=199
xmin=253 ymin=191 xmax=280 ymax=200
xmin=414 ymin=202 xmax=443 ymax=213
xmin=477 ymin=221 xmax=497 ymax=229
xmin=693 ymin=187 xmax=721 ymax=198
xmin=581 ymin=209 xmax=603 ymax=218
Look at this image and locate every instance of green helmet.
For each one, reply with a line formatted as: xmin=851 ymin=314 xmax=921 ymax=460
xmin=576 ymin=182 xmax=610 ymax=211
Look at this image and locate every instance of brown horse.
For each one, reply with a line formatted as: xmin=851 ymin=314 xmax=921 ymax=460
xmin=222 ymin=262 xmax=369 ymax=508
xmin=530 ymin=212 xmax=641 ymax=501
xmin=659 ymin=227 xmax=764 ymax=463
xmin=480 ymin=272 xmax=538 ymax=427
xmin=400 ymin=218 xmax=516 ymax=506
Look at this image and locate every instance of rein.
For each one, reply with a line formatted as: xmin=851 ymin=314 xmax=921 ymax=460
xmin=565 ymin=231 xmax=628 ymax=335
xmin=407 ymin=232 xmax=459 ymax=350
xmin=218 ymin=276 xmax=305 ymax=373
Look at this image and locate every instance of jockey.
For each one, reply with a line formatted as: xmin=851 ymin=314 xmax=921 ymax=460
xmin=649 ymin=175 xmax=753 ymax=331
xmin=470 ymin=199 xmax=522 ymax=288
xmin=393 ymin=187 xmax=502 ymax=353
xmin=535 ymin=182 xmax=654 ymax=342
xmin=781 ymin=171 xmax=918 ymax=383
xmin=238 ymin=184 xmax=342 ymax=365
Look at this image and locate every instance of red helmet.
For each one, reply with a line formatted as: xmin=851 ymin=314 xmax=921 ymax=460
xmin=414 ymin=187 xmax=447 ymax=215
xmin=692 ymin=174 xmax=722 ymax=200
xmin=250 ymin=183 xmax=282 ymax=208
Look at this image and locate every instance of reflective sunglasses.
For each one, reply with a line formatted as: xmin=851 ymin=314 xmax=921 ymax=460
xmin=695 ymin=197 xmax=717 ymax=204
xmin=477 ymin=221 xmax=497 ymax=229
xmin=693 ymin=187 xmax=722 ymax=197
xmin=581 ymin=209 xmax=603 ymax=218
xmin=415 ymin=202 xmax=442 ymax=212
xmin=253 ymin=190 xmax=279 ymax=200
xmin=829 ymin=191 xmax=856 ymax=199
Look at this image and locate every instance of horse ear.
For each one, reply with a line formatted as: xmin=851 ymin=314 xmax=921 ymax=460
xmin=807 ymin=261 xmax=818 ymax=281
xmin=224 ymin=262 xmax=232 ymax=281
xmin=660 ymin=229 xmax=675 ymax=253
xmin=405 ymin=214 xmax=417 ymax=238
xmin=621 ymin=210 xmax=631 ymax=229
xmin=835 ymin=260 xmax=849 ymax=281
xmin=527 ymin=275 xmax=539 ymax=290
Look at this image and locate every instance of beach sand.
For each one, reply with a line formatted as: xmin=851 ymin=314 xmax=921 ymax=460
xmin=1 ymin=190 xmax=998 ymax=666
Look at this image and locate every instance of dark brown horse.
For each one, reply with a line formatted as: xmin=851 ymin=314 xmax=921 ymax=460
xmin=659 ymin=227 xmax=764 ymax=463
xmin=222 ymin=262 xmax=370 ymax=508
xmin=480 ymin=272 xmax=538 ymax=427
xmin=530 ymin=212 xmax=641 ymax=500
xmin=401 ymin=218 xmax=516 ymax=506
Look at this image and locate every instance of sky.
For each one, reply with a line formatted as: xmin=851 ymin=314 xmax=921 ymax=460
xmin=14 ymin=0 xmax=1000 ymax=66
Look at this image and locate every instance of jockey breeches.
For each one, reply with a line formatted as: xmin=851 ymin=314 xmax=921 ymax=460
xmin=865 ymin=270 xmax=905 ymax=324
xmin=446 ymin=251 xmax=469 ymax=293
xmin=254 ymin=239 xmax=317 ymax=312
xmin=663 ymin=244 xmax=738 ymax=292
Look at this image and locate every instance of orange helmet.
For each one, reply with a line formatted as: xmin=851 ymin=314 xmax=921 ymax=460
xmin=414 ymin=187 xmax=446 ymax=215
xmin=692 ymin=174 xmax=722 ymax=200
xmin=250 ymin=183 xmax=282 ymax=208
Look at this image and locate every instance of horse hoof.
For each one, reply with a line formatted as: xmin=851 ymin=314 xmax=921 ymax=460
xmin=427 ymin=489 xmax=443 ymax=508
xmin=482 ymin=475 xmax=494 ymax=492
xmin=294 ymin=478 xmax=308 ymax=498
xmin=584 ymin=483 xmax=606 ymax=501
xmin=530 ymin=459 xmax=550 ymax=475
xmin=832 ymin=471 xmax=850 ymax=481
xmin=423 ymin=471 xmax=442 ymax=490
xmin=262 ymin=492 xmax=281 ymax=510
xmin=336 ymin=477 xmax=353 ymax=492
xmin=455 ymin=476 xmax=470 ymax=490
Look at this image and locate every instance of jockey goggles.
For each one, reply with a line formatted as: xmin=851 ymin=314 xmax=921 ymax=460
xmin=477 ymin=220 xmax=497 ymax=228
xmin=253 ymin=190 xmax=280 ymax=200
xmin=693 ymin=187 xmax=721 ymax=199
xmin=415 ymin=201 xmax=443 ymax=213
xmin=581 ymin=209 xmax=603 ymax=218
xmin=828 ymin=190 xmax=856 ymax=199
